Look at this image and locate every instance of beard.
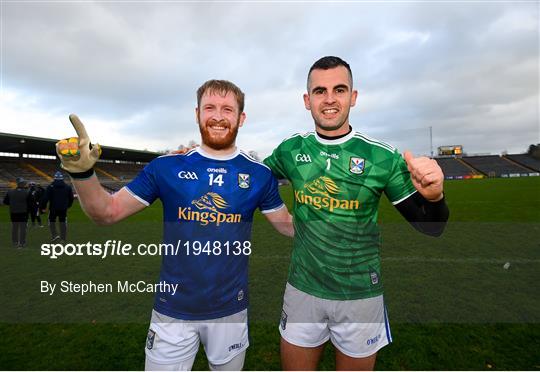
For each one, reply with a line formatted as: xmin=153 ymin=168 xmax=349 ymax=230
xmin=313 ymin=112 xmax=350 ymax=133
xmin=198 ymin=117 xmax=240 ymax=151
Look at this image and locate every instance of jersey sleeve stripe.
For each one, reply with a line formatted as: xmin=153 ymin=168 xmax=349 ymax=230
xmin=283 ymin=131 xmax=314 ymax=141
xmin=123 ymin=186 xmax=150 ymax=206
xmin=356 ymin=132 xmax=396 ymax=151
xmin=391 ymin=190 xmax=417 ymax=205
xmin=239 ymin=151 xmax=272 ymax=171
xmin=353 ymin=133 xmax=395 ymax=153
xmin=260 ymin=203 xmax=285 ymax=214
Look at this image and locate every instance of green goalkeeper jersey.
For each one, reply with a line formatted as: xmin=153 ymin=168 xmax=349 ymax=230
xmin=264 ymin=129 xmax=417 ymax=300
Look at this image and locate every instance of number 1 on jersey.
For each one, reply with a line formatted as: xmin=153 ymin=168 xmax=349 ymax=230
xmin=326 ymin=158 xmax=331 ymax=171
xmin=209 ymin=174 xmax=224 ymax=187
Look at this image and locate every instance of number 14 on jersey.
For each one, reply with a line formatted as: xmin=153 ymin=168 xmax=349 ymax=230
xmin=209 ymin=174 xmax=224 ymax=186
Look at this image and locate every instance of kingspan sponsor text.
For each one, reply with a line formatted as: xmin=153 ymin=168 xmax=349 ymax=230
xmin=294 ymin=190 xmax=360 ymax=211
xmin=178 ymin=207 xmax=242 ymax=226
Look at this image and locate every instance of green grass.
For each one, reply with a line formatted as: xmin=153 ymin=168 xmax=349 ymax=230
xmin=1 ymin=177 xmax=539 ymax=370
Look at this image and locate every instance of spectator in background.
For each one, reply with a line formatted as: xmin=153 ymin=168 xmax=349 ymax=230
xmin=28 ymin=182 xmax=45 ymax=228
xmin=42 ymin=171 xmax=74 ymax=242
xmin=3 ymin=177 xmax=31 ymax=248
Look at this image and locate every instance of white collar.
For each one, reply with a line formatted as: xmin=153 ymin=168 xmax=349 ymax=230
xmin=196 ymin=146 xmax=240 ymax=161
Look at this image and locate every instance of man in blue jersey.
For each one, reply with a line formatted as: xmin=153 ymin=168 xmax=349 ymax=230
xmin=56 ymin=80 xmax=293 ymax=371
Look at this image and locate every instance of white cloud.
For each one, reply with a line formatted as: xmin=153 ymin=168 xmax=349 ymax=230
xmin=1 ymin=2 xmax=538 ymax=156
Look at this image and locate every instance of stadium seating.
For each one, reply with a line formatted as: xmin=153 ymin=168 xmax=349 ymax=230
xmin=0 ymin=156 xmax=148 ymax=196
xmin=434 ymin=157 xmax=476 ymax=178
xmin=95 ymin=161 xmax=146 ymax=181
xmin=504 ymin=154 xmax=540 ymax=172
xmin=461 ymin=155 xmax=532 ymax=177
xmin=2 ymin=150 xmax=539 ymax=201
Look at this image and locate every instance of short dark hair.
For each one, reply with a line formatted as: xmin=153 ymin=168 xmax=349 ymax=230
xmin=197 ymin=79 xmax=245 ymax=113
xmin=307 ymin=56 xmax=353 ymax=90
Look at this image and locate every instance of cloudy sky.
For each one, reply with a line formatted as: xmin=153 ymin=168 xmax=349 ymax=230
xmin=1 ymin=1 xmax=538 ymax=157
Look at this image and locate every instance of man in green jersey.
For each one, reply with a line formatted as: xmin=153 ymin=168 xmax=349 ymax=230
xmin=264 ymin=56 xmax=449 ymax=370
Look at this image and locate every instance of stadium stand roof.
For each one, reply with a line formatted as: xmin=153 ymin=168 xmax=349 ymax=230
xmin=0 ymin=132 xmax=160 ymax=163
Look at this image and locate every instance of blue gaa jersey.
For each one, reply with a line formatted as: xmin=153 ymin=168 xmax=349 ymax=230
xmin=125 ymin=147 xmax=284 ymax=320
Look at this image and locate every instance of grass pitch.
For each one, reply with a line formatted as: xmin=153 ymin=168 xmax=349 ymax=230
xmin=0 ymin=177 xmax=539 ymax=370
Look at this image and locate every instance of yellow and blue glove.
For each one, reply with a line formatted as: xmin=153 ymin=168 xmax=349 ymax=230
xmin=55 ymin=114 xmax=102 ymax=179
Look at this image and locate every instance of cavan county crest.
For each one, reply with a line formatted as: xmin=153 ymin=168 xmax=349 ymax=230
xmin=280 ymin=309 xmax=288 ymax=330
xmin=238 ymin=173 xmax=250 ymax=189
xmin=146 ymin=329 xmax=156 ymax=350
xmin=349 ymin=157 xmax=365 ymax=174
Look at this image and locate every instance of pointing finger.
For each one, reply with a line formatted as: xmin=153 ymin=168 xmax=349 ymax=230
xmin=68 ymin=114 xmax=90 ymax=141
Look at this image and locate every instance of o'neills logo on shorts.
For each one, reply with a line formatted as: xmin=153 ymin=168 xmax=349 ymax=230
xmin=295 ymin=176 xmax=360 ymax=211
xmin=178 ymin=192 xmax=241 ymax=226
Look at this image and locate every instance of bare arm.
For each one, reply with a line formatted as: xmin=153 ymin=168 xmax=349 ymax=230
xmin=71 ymin=174 xmax=146 ymax=225
xmin=263 ymin=205 xmax=294 ymax=238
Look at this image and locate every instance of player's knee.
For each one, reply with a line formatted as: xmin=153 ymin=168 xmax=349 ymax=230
xmin=208 ymin=350 xmax=246 ymax=371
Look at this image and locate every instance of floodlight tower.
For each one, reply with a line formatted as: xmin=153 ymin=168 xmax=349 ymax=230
xmin=430 ymin=126 xmax=433 ymax=158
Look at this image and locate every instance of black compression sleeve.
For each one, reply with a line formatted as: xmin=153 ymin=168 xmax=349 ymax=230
xmin=67 ymin=168 xmax=95 ymax=180
xmin=394 ymin=192 xmax=449 ymax=237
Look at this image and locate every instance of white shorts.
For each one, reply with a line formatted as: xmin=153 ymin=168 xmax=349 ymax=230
xmin=145 ymin=309 xmax=249 ymax=365
xmin=279 ymin=283 xmax=391 ymax=358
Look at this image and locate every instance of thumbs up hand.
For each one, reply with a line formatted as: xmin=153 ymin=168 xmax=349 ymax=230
xmin=55 ymin=114 xmax=102 ymax=174
xmin=403 ymin=151 xmax=444 ymax=202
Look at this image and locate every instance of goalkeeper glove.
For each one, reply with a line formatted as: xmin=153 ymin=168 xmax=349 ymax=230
xmin=55 ymin=114 xmax=102 ymax=179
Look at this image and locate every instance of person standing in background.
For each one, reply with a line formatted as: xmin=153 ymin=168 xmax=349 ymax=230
xmin=3 ymin=177 xmax=31 ymax=248
xmin=42 ymin=171 xmax=74 ymax=242
xmin=28 ymin=182 xmax=45 ymax=228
